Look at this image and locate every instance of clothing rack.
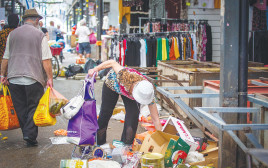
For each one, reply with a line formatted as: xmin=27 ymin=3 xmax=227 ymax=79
xmin=111 ymin=31 xmax=196 ymax=42
xmin=113 ymin=30 xmax=197 ymax=40
xmin=138 ymin=17 xmax=208 ymax=33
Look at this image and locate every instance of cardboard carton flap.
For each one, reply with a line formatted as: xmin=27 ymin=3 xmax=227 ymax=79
xmin=162 ymin=117 xmax=199 ymax=151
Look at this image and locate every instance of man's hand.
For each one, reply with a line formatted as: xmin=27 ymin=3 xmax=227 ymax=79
xmin=46 ymin=78 xmax=53 ymax=88
xmin=1 ymin=77 xmax=9 ymax=85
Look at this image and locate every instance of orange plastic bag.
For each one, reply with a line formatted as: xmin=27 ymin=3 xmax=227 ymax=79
xmin=76 ymin=58 xmax=86 ymax=64
xmin=0 ymin=85 xmax=20 ymax=130
xmin=135 ymin=131 xmax=154 ymax=141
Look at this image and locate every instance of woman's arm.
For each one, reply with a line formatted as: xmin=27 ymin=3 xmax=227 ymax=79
xmin=148 ymin=103 xmax=162 ymax=130
xmin=88 ymin=60 xmax=123 ymax=76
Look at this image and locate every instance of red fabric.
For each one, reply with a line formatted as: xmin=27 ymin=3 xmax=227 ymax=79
xmin=119 ymin=42 xmax=122 ymax=65
xmin=123 ymin=39 xmax=127 ymax=66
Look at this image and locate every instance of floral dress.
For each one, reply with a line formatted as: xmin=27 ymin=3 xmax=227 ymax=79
xmin=0 ymin=28 xmax=14 ymax=66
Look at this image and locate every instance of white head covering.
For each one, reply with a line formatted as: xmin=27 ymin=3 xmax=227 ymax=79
xmin=132 ymin=80 xmax=154 ymax=105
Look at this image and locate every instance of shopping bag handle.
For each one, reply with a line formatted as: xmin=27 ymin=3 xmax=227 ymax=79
xmin=3 ymin=85 xmax=11 ymax=97
xmin=84 ymin=73 xmax=96 ymax=100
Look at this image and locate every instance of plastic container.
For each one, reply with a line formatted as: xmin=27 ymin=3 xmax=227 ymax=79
xmin=111 ymin=147 xmax=129 ymax=164
xmin=141 ymin=153 xmax=164 ymax=168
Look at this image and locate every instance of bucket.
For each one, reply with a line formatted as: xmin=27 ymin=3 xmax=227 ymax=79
xmin=141 ymin=153 xmax=164 ymax=168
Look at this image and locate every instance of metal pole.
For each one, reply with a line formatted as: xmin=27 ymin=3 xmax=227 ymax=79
xmin=11 ymin=0 xmax=15 ymax=13
xmin=80 ymin=0 xmax=83 ymax=20
xmin=85 ymin=0 xmax=89 ymax=25
xmin=139 ymin=17 xmax=141 ymax=33
xmin=238 ymin=0 xmax=249 ymax=167
xmin=45 ymin=4 xmax=47 ymax=26
xmin=219 ymin=0 xmax=240 ymax=167
xmin=96 ymin=0 xmax=103 ymax=60
xmin=73 ymin=7 xmax=76 ymax=25
xmin=1 ymin=0 xmax=4 ymax=8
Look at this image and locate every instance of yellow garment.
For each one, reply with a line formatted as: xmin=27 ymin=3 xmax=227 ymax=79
xmin=174 ymin=38 xmax=180 ymax=59
xmin=162 ymin=38 xmax=167 ymax=60
xmin=183 ymin=37 xmax=186 ymax=60
xmin=119 ymin=0 xmax=131 ymax=24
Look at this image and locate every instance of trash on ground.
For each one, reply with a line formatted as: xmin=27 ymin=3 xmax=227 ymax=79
xmin=50 ymin=137 xmax=70 ymax=145
xmin=88 ymin=160 xmax=121 ymax=168
xmin=2 ymin=136 xmax=8 ymax=140
xmin=111 ymin=111 xmax=125 ymax=121
xmin=60 ymin=159 xmax=88 ymax=168
xmin=113 ymin=106 xmax=125 ymax=115
xmin=185 ymin=151 xmax=205 ymax=164
xmin=58 ymin=114 xmax=218 ymax=168
xmin=54 ymin=129 xmax=68 ymax=136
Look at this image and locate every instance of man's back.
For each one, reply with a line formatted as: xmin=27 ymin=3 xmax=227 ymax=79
xmin=75 ymin=26 xmax=91 ymax=43
xmin=47 ymin=26 xmax=58 ymax=41
xmin=8 ymin=23 xmax=46 ymax=87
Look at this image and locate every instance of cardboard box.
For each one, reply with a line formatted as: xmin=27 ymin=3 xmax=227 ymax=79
xmin=162 ymin=117 xmax=198 ymax=151
xmin=132 ymin=138 xmax=142 ymax=152
xmin=139 ymin=131 xmax=179 ymax=154
xmin=164 ymin=138 xmax=190 ymax=167
xmin=71 ymin=35 xmax=77 ymax=48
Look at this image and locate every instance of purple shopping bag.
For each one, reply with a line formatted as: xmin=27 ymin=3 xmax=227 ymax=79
xmin=67 ymin=74 xmax=99 ymax=146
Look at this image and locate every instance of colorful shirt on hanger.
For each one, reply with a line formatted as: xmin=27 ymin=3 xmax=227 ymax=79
xmin=139 ymin=39 xmax=147 ymax=67
xmin=183 ymin=37 xmax=187 ymax=60
xmin=156 ymin=38 xmax=162 ymax=66
xmin=166 ymin=38 xmax=170 ymax=60
xmin=162 ymin=38 xmax=167 ymax=60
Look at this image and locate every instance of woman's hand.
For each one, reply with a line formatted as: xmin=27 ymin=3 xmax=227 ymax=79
xmin=88 ymin=68 xmax=98 ymax=77
xmin=148 ymin=103 xmax=163 ymax=131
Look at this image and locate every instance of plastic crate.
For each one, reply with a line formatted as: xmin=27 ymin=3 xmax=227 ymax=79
xmin=50 ymin=47 xmax=62 ymax=56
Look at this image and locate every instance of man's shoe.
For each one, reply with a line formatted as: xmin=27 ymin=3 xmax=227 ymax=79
xmin=26 ymin=141 xmax=38 ymax=147
xmin=23 ymin=137 xmax=38 ymax=146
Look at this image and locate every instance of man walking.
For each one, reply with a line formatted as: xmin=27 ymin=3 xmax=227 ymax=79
xmin=47 ymin=21 xmax=60 ymax=41
xmin=1 ymin=9 xmax=53 ymax=147
xmin=75 ymin=19 xmax=92 ymax=59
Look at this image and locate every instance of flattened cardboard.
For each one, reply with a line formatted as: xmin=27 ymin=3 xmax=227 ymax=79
xmin=162 ymin=117 xmax=198 ymax=151
xmin=139 ymin=131 xmax=179 ymax=154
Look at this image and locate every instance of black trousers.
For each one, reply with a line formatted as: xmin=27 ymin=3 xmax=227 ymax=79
xmin=9 ymin=82 xmax=44 ymax=140
xmin=97 ymin=83 xmax=140 ymax=145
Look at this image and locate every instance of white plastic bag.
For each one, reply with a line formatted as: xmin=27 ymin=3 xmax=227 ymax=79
xmin=88 ymin=160 xmax=121 ymax=168
xmin=61 ymin=82 xmax=85 ymax=120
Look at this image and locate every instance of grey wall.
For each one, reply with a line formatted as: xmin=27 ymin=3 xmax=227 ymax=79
xmin=104 ymin=0 xmax=119 ymax=28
